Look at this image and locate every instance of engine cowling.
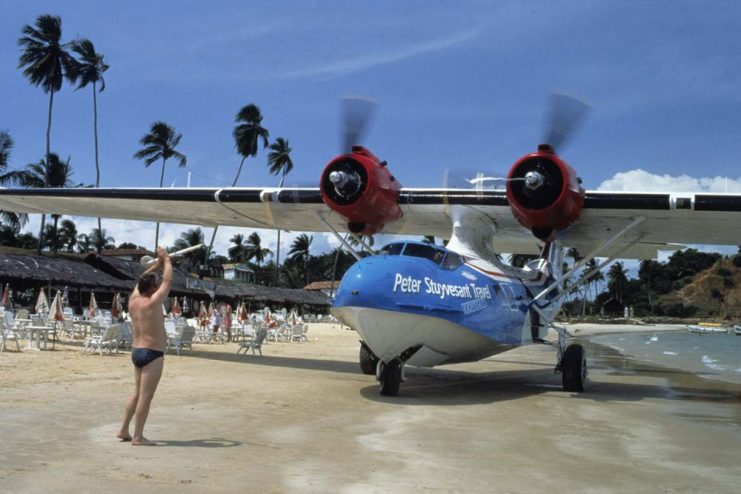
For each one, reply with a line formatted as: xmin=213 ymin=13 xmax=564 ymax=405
xmin=320 ymin=146 xmax=403 ymax=235
xmin=506 ymin=144 xmax=585 ymax=241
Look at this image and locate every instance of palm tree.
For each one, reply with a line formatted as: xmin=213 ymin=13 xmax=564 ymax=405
xmin=76 ymin=233 xmax=93 ymax=253
xmin=0 ymin=131 xmax=28 ymax=232
xmin=232 ymin=104 xmax=270 ymax=186
xmin=57 ymin=218 xmax=77 ymax=252
xmin=18 ymin=153 xmax=76 ymax=253
xmin=267 ymin=137 xmax=294 ymax=283
xmin=267 ymin=137 xmax=293 ymax=184
xmin=133 ymin=121 xmax=187 ymax=249
xmin=207 ymin=104 xmax=270 ymax=259
xmin=17 ymin=15 xmax=76 ymax=162
xmin=69 ymin=38 xmax=109 ymax=235
xmin=171 ymin=228 xmax=206 ymax=268
xmin=90 ymin=227 xmax=115 ymax=253
xmin=607 ymin=262 xmax=629 ymax=304
xmin=245 ymin=232 xmax=272 ymax=267
xmin=0 ymin=131 xmax=14 ymax=177
xmin=228 ymin=233 xmax=247 ymax=262
xmin=288 ymin=233 xmax=313 ymax=285
xmin=584 ymin=257 xmax=604 ymax=302
xmin=42 ymin=222 xmax=66 ymax=252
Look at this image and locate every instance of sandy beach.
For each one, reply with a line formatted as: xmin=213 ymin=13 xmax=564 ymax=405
xmin=1 ymin=322 xmax=739 ymax=493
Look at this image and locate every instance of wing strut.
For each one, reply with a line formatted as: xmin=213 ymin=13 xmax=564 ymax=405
xmin=313 ymin=211 xmax=363 ymax=262
xmin=529 ymin=216 xmax=646 ymax=307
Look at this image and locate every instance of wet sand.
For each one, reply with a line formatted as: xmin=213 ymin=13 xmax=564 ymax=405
xmin=1 ymin=323 xmax=739 ymax=493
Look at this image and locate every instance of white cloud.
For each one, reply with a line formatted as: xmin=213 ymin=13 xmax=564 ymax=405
xmin=597 ymin=169 xmax=741 ymax=193
xmin=280 ymin=24 xmax=486 ymax=80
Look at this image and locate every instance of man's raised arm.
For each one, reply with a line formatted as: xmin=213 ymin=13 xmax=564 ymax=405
xmin=151 ymin=247 xmax=173 ymax=302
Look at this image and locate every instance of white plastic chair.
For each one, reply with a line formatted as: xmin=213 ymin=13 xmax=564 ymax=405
xmin=167 ymin=325 xmax=195 ymax=356
xmin=82 ymin=324 xmax=120 ymax=355
xmin=236 ymin=328 xmax=267 ymax=356
xmin=0 ymin=314 xmax=21 ymax=352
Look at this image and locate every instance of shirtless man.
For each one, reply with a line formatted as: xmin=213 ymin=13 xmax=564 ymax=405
xmin=117 ymin=247 xmax=172 ymax=446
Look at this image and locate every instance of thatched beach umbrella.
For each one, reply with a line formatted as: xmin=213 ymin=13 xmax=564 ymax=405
xmin=48 ymin=291 xmax=65 ymax=323
xmin=35 ymin=289 xmax=49 ymax=315
xmin=111 ymin=293 xmax=123 ymax=320
xmin=88 ymin=292 xmax=98 ymax=318
xmin=198 ymin=301 xmax=208 ymax=328
xmin=2 ymin=283 xmax=12 ymax=310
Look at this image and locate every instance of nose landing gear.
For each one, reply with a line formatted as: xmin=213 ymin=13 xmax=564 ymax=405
xmin=377 ymin=358 xmax=403 ymax=396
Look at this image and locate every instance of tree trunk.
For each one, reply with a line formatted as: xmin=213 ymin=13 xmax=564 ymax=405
xmin=52 ymin=215 xmax=60 ymax=254
xmin=155 ymin=157 xmax=167 ymax=250
xmin=38 ymin=90 xmax=55 ymax=254
xmin=37 ymin=213 xmax=47 ymax=254
xmin=206 ymin=157 xmax=249 ymax=261
xmin=46 ymin=90 xmax=53 ymax=162
xmin=93 ymin=82 xmax=102 ymax=235
xmin=273 ymin=170 xmax=287 ymax=285
xmin=231 ymin=157 xmax=246 ymax=187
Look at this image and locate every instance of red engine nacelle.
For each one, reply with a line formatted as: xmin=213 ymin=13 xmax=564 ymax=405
xmin=506 ymin=144 xmax=585 ymax=241
xmin=320 ymin=146 xmax=403 ymax=236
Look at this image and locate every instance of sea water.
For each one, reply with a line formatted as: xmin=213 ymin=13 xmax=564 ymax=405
xmin=590 ymin=331 xmax=741 ymax=385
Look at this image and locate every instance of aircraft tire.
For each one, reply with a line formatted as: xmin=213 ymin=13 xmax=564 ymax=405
xmin=359 ymin=344 xmax=379 ymax=375
xmin=379 ymin=359 xmax=402 ymax=396
xmin=562 ymin=344 xmax=587 ymax=392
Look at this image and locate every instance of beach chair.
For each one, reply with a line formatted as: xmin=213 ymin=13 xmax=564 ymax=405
xmin=0 ymin=314 xmax=21 ymax=352
xmin=167 ymin=325 xmax=195 ymax=356
xmin=236 ymin=328 xmax=267 ymax=356
xmin=290 ymin=324 xmax=306 ymax=343
xmin=117 ymin=322 xmax=133 ymax=349
xmin=82 ymin=324 xmax=120 ymax=355
xmin=242 ymin=323 xmax=256 ymax=340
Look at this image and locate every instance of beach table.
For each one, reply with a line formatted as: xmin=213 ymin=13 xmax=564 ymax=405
xmin=25 ymin=325 xmax=55 ymax=351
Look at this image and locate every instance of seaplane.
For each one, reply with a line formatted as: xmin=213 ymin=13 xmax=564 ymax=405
xmin=2 ymin=95 xmax=741 ymax=396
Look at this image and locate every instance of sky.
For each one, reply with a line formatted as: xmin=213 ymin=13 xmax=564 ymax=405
xmin=2 ymin=0 xmax=741 ymax=258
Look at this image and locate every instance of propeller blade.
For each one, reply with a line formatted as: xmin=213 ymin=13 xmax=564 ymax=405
xmin=341 ymin=97 xmax=377 ymax=152
xmin=543 ymin=92 xmax=591 ymax=151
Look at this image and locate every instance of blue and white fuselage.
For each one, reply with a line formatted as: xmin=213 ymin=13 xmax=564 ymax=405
xmin=332 ymin=241 xmax=561 ymax=368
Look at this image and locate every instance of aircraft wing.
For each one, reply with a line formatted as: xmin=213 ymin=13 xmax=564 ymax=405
xmin=1 ymin=187 xmax=740 ymax=258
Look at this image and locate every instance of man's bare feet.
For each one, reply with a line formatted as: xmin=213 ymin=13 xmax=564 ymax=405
xmin=117 ymin=432 xmax=132 ymax=442
xmin=131 ymin=437 xmax=157 ymax=446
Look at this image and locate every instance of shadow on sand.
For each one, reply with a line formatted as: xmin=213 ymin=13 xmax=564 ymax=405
xmin=173 ymin=348 xmax=363 ymax=375
xmin=154 ymin=438 xmax=241 ymax=448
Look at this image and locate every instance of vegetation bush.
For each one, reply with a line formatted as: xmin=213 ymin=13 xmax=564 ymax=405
xmin=665 ymin=304 xmax=698 ymax=318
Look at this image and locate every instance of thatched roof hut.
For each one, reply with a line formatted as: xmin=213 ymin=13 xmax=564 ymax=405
xmin=0 ymin=248 xmax=330 ymax=312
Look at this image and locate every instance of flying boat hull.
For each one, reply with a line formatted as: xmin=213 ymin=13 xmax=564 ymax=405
xmin=332 ymin=306 xmax=514 ymax=367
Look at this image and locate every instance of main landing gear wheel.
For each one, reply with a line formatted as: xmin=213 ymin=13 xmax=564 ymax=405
xmin=561 ymin=344 xmax=587 ymax=392
xmin=359 ymin=343 xmax=379 ymax=375
xmin=379 ymin=358 xmax=402 ymax=396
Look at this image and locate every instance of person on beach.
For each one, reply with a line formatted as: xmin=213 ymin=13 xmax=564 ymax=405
xmin=222 ymin=303 xmax=233 ymax=342
xmin=117 ymin=246 xmax=172 ymax=446
xmin=210 ymin=305 xmax=222 ymax=341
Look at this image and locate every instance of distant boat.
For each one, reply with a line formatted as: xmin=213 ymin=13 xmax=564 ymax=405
xmin=734 ymin=325 xmax=741 ymax=336
xmin=687 ymin=324 xmax=731 ymax=334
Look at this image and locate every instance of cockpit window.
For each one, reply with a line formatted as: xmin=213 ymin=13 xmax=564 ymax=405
xmin=402 ymin=243 xmax=445 ymax=264
xmin=441 ymin=252 xmax=462 ymax=270
xmin=379 ymin=243 xmax=404 ymax=256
